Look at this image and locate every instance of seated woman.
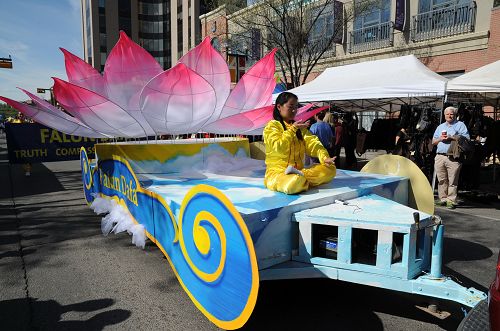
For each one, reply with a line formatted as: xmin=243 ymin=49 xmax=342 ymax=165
xmin=263 ymin=92 xmax=336 ymax=195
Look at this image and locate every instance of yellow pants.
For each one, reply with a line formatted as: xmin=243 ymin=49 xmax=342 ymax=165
xmin=264 ymin=164 xmax=336 ymax=195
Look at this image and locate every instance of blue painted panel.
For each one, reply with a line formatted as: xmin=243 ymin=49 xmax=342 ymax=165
xmin=338 ymin=226 xmax=352 ymax=264
xmin=292 ymin=256 xmax=405 ymax=278
xmin=294 ymin=194 xmax=432 ymax=227
xmin=80 ymin=150 xmax=259 ymax=328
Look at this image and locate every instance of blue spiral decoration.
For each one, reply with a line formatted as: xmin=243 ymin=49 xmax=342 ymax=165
xmin=80 ymin=153 xmax=259 ymax=330
xmin=80 ymin=147 xmax=98 ymax=204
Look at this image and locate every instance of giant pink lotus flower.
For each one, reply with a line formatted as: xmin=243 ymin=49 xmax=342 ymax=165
xmin=1 ymin=32 xmax=281 ymax=138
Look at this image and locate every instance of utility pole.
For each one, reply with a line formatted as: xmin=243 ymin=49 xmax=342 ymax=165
xmin=37 ymin=88 xmax=55 ymax=106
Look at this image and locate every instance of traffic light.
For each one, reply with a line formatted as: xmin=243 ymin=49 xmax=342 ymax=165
xmin=0 ymin=57 xmax=12 ymax=69
xmin=37 ymin=88 xmax=46 ymax=93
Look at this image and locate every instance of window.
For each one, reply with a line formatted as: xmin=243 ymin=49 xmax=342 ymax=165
xmin=495 ymin=0 xmax=500 ymax=7
xmin=228 ymin=54 xmax=246 ymax=83
xmin=310 ymin=6 xmax=334 ymax=44
xmin=138 ymin=1 xmax=171 ymax=69
xmin=85 ymin=0 xmax=92 ymax=64
xmin=418 ymin=0 xmax=471 ymax=13
xmin=211 ymin=37 xmax=221 ymax=52
xmin=119 ymin=0 xmax=132 ymax=36
xmin=100 ymin=33 xmax=107 ymax=52
xmin=413 ymin=0 xmax=476 ymax=41
xmin=350 ymin=0 xmax=392 ymax=52
xmin=354 ymin=0 xmax=391 ymax=30
xmin=140 ymin=2 xmax=163 ymax=15
xmin=100 ymin=52 xmax=107 ymax=66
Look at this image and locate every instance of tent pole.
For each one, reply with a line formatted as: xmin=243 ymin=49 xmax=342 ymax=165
xmin=431 ymin=94 xmax=447 ymax=196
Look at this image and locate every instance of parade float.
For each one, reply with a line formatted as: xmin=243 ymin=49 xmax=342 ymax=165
xmin=0 ymin=32 xmax=486 ymax=329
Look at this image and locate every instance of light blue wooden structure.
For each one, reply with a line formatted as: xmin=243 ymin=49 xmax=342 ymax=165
xmin=263 ymin=194 xmax=483 ymax=307
xmin=136 ymin=150 xmax=485 ymax=309
xmin=82 ymin=140 xmax=486 ymax=329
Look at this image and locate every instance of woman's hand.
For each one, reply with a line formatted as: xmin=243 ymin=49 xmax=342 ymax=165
xmin=293 ymin=120 xmax=310 ymax=130
xmin=324 ymin=156 xmax=336 ymax=166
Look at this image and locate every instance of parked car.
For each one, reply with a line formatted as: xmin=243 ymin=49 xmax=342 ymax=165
xmin=458 ymin=252 xmax=500 ymax=330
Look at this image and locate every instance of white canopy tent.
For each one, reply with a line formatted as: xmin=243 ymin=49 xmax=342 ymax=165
xmin=447 ymin=60 xmax=500 ymax=183
xmin=278 ymin=55 xmax=448 ymax=106
xmin=447 ymin=59 xmax=500 ymax=93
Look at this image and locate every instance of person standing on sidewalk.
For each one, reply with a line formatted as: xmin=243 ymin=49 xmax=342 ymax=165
xmin=309 ymin=111 xmax=334 ymax=163
xmin=342 ymin=112 xmax=358 ymax=169
xmin=432 ymin=106 xmax=470 ymax=209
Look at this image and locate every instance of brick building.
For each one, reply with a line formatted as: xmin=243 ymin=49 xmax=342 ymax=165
xmin=200 ymin=1 xmax=500 ymax=83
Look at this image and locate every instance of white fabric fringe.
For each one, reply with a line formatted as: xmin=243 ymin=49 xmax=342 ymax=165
xmin=90 ymin=197 xmax=147 ymax=249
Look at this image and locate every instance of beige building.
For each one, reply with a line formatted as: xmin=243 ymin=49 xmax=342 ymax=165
xmin=81 ymin=0 xmax=203 ymax=71
xmin=201 ymin=0 xmax=500 ymax=81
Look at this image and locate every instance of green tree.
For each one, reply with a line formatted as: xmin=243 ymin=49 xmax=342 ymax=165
xmin=0 ymin=103 xmax=17 ymax=119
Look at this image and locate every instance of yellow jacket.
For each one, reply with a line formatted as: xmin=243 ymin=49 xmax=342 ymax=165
xmin=263 ymin=120 xmax=330 ymax=171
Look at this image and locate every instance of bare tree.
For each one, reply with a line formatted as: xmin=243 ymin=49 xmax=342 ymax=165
xmin=219 ymin=0 xmax=384 ymax=87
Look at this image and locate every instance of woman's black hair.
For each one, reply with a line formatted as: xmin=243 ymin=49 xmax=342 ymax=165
xmin=273 ymin=92 xmax=303 ymax=141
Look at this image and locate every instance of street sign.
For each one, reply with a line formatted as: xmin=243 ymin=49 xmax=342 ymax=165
xmin=0 ymin=60 xmax=13 ymax=69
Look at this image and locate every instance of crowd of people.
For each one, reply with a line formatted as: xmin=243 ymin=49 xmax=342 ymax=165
xmin=303 ymin=104 xmax=359 ymax=170
xmin=2 ymin=112 xmax=34 ymax=176
xmin=262 ymin=92 xmax=480 ymax=206
xmin=1 ymin=97 xmax=485 ymax=203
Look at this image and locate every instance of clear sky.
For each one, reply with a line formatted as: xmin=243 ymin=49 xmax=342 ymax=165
xmin=0 ymin=0 xmax=82 ymax=102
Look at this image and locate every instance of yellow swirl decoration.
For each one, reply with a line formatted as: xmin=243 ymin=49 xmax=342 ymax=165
xmin=193 ymin=211 xmax=212 ymax=255
xmin=81 ymin=148 xmax=94 ymax=191
xmin=179 ymin=209 xmax=227 ymax=283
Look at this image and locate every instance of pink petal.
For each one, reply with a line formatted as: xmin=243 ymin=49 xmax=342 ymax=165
xmin=53 ymin=77 xmax=154 ymax=137
xmin=0 ymin=96 xmax=108 ymax=138
xmin=60 ymin=48 xmax=107 ymax=96
xmin=19 ymin=88 xmax=68 ymax=115
xmin=140 ymin=63 xmax=216 ymax=134
xmin=221 ymin=49 xmax=277 ymax=118
xmin=104 ymin=31 xmax=163 ymax=111
xmin=294 ymin=105 xmax=329 ymax=123
xmin=242 ymin=104 xmax=324 ymax=136
xmin=179 ymin=37 xmax=230 ymax=123
xmin=202 ymin=105 xmax=273 ymax=134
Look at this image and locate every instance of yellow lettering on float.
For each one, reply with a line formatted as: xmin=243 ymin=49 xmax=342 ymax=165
xmin=62 ymin=133 xmax=71 ymax=143
xmin=40 ymin=129 xmax=50 ymax=143
xmin=56 ymin=147 xmax=81 ymax=156
xmin=14 ymin=149 xmax=48 ymax=158
xmin=99 ymin=171 xmax=138 ymax=206
xmin=50 ymin=130 xmax=62 ymax=143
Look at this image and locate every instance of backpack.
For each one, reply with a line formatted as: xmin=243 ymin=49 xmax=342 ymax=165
xmin=457 ymin=136 xmax=476 ymax=163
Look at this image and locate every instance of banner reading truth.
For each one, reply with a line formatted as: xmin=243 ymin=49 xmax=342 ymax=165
xmin=5 ymin=123 xmax=101 ymax=163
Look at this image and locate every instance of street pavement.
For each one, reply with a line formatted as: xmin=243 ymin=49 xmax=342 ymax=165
xmin=0 ymin=133 xmax=499 ymax=331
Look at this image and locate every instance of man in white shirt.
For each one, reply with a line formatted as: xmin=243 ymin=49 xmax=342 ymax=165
xmin=432 ymin=106 xmax=470 ymax=209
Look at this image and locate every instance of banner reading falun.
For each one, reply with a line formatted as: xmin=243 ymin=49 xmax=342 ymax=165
xmin=5 ymin=122 xmax=102 ymax=163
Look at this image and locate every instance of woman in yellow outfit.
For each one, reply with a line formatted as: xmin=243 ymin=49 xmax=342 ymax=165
xmin=264 ymin=92 xmax=336 ymax=194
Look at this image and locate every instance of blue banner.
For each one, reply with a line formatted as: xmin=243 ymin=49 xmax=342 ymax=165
xmin=395 ymin=0 xmax=406 ymax=31
xmin=5 ymin=122 xmax=99 ymax=163
xmin=333 ymin=1 xmax=344 ymax=44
